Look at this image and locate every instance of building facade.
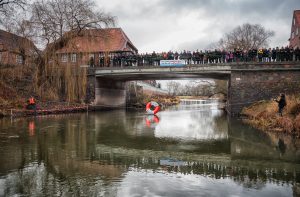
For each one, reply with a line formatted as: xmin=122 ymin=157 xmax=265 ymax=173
xmin=0 ymin=29 xmax=37 ymax=66
xmin=50 ymin=28 xmax=138 ymax=67
xmin=289 ymin=10 xmax=300 ymax=49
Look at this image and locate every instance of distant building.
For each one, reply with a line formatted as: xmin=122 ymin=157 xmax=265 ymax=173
xmin=289 ymin=10 xmax=300 ymax=48
xmin=0 ymin=29 xmax=37 ymax=66
xmin=48 ymin=28 xmax=138 ymax=67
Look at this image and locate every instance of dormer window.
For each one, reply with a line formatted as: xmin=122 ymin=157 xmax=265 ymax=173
xmin=294 ymin=17 xmax=296 ymax=26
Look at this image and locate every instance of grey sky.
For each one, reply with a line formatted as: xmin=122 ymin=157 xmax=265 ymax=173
xmin=97 ymin=0 xmax=299 ymax=53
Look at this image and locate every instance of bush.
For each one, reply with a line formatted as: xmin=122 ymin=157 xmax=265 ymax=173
xmin=256 ymin=111 xmax=271 ymax=119
xmin=290 ymin=103 xmax=300 ymax=116
xmin=294 ymin=114 xmax=300 ymax=134
xmin=275 ymin=117 xmax=294 ymax=133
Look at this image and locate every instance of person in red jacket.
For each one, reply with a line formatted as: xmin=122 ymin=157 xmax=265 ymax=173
xmin=26 ymin=96 xmax=36 ymax=110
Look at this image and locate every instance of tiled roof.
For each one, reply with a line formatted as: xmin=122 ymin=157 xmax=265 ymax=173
xmin=55 ymin=28 xmax=138 ymax=54
xmin=0 ymin=29 xmax=37 ymax=55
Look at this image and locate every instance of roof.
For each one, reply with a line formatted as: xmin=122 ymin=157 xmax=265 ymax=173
xmin=0 ymin=29 xmax=37 ymax=55
xmin=55 ymin=28 xmax=138 ymax=54
xmin=294 ymin=10 xmax=300 ymax=26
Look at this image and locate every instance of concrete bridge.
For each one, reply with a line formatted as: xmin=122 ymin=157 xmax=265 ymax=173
xmin=87 ymin=62 xmax=300 ymax=115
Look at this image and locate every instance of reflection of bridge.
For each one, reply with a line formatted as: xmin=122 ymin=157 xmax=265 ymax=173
xmin=88 ymin=62 xmax=300 ymax=115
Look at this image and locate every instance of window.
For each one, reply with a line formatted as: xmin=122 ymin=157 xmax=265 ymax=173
xmin=296 ymin=27 xmax=299 ymax=36
xmin=61 ymin=54 xmax=68 ymax=62
xmin=16 ymin=54 xmax=23 ymax=64
xmin=292 ymin=32 xmax=295 ymax=39
xmin=89 ymin=54 xmax=95 ymax=67
xmin=0 ymin=52 xmax=2 ymax=62
xmin=89 ymin=53 xmax=94 ymax=60
xmin=71 ymin=53 xmax=77 ymax=62
xmin=294 ymin=18 xmax=296 ymax=26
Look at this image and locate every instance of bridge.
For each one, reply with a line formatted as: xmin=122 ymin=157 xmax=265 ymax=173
xmin=86 ymin=62 xmax=300 ymax=116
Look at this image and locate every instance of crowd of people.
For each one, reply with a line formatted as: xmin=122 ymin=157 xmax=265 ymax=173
xmin=96 ymin=46 xmax=300 ymax=67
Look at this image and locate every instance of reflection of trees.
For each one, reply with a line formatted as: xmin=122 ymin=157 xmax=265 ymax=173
xmin=2 ymin=163 xmax=119 ymax=196
xmin=229 ymin=119 xmax=300 ymax=163
xmin=293 ymin=183 xmax=300 ymax=197
xmin=91 ymin=144 xmax=300 ymax=186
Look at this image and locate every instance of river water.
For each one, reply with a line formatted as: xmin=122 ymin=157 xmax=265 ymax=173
xmin=0 ymin=100 xmax=299 ymax=197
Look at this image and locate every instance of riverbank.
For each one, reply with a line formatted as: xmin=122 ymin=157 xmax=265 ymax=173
xmin=0 ymin=102 xmax=90 ymax=118
xmin=127 ymin=94 xmax=180 ymax=109
xmin=0 ymin=94 xmax=181 ymax=118
xmin=241 ymin=94 xmax=300 ymax=138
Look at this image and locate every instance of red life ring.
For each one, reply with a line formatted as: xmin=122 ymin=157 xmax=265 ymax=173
xmin=146 ymin=101 xmax=160 ymax=115
xmin=145 ymin=115 xmax=160 ymax=127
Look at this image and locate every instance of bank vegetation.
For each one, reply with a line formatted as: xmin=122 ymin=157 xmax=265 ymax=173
xmin=241 ymin=94 xmax=300 ymax=138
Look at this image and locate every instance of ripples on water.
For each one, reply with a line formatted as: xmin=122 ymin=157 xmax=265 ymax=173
xmin=0 ymin=100 xmax=299 ymax=196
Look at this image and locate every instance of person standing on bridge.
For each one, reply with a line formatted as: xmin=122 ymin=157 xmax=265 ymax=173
xmin=274 ymin=93 xmax=287 ymax=117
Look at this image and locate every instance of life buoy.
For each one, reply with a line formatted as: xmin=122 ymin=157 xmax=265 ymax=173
xmin=146 ymin=101 xmax=160 ymax=115
xmin=145 ymin=115 xmax=160 ymax=127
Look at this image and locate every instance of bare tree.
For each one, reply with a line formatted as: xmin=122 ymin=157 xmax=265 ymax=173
xmin=181 ymin=80 xmax=226 ymax=97
xmin=166 ymin=81 xmax=181 ymax=96
xmin=0 ymin=0 xmax=26 ymax=16
xmin=213 ymin=80 xmax=227 ymax=96
xmin=218 ymin=23 xmax=275 ymax=51
xmin=0 ymin=0 xmax=27 ymax=26
xmin=30 ymin=0 xmax=115 ymax=45
xmin=1 ymin=9 xmax=35 ymax=39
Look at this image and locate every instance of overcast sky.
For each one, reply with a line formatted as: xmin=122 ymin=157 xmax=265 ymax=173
xmin=97 ymin=0 xmax=299 ymax=53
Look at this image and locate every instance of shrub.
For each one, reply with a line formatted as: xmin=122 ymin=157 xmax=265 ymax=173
xmin=294 ymin=114 xmax=300 ymax=134
xmin=290 ymin=103 xmax=300 ymax=116
xmin=256 ymin=111 xmax=271 ymax=119
xmin=275 ymin=117 xmax=294 ymax=133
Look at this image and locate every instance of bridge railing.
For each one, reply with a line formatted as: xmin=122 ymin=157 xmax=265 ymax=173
xmin=89 ymin=53 xmax=300 ymax=68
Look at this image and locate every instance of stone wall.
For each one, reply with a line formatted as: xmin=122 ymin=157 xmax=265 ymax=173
xmin=228 ymin=63 xmax=300 ymax=115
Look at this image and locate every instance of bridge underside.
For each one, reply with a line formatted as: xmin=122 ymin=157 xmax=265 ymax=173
xmin=96 ymin=73 xmax=230 ymax=81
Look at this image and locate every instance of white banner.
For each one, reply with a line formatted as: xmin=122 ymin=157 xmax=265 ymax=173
xmin=160 ymin=60 xmax=185 ymax=67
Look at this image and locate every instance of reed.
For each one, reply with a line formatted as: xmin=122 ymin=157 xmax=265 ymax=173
xmin=242 ymin=94 xmax=300 ymax=137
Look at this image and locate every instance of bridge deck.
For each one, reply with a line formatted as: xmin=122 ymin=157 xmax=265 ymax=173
xmin=92 ymin=62 xmax=300 ymax=80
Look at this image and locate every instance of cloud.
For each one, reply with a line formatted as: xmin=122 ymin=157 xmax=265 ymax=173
xmin=97 ymin=0 xmax=299 ymax=52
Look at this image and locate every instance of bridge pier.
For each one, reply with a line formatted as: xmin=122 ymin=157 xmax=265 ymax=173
xmin=95 ymin=78 xmax=126 ymax=108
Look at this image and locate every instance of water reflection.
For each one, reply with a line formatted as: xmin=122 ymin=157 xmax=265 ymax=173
xmin=0 ymin=102 xmax=299 ymax=196
xmin=155 ymin=104 xmax=227 ymax=140
xmin=145 ymin=115 xmax=159 ymax=128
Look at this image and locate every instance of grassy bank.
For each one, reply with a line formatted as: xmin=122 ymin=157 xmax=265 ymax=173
xmin=241 ymin=94 xmax=300 ymax=138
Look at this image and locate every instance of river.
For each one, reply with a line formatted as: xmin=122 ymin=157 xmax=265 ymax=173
xmin=0 ymin=100 xmax=299 ymax=197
